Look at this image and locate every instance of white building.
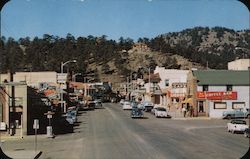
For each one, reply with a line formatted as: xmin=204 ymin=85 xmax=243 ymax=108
xmin=188 ymin=70 xmax=250 ymax=118
xmin=154 ymin=66 xmax=189 ymax=107
xmin=228 ymin=59 xmax=250 ymax=70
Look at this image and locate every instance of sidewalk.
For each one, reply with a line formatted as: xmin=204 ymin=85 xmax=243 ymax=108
xmin=168 ymin=109 xmax=211 ymax=120
xmin=4 ymin=150 xmax=42 ymax=159
xmin=0 ymin=134 xmax=47 ymax=159
xmin=172 ymin=116 xmax=211 ymax=120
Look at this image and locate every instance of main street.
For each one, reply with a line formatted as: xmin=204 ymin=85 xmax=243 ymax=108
xmin=2 ymin=103 xmax=249 ymax=159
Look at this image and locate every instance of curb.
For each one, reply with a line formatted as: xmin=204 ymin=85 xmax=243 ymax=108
xmin=172 ymin=117 xmax=211 ymax=120
xmin=4 ymin=150 xmax=42 ymax=159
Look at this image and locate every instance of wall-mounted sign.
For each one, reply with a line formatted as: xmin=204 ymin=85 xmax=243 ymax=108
xmin=172 ymin=83 xmax=187 ymax=88
xmin=0 ymin=122 xmax=6 ymax=130
xmin=197 ymin=91 xmax=237 ymax=100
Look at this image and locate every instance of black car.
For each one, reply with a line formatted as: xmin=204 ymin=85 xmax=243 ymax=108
xmin=131 ymin=107 xmax=144 ymax=118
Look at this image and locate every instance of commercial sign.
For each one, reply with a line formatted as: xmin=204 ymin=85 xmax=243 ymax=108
xmin=172 ymin=82 xmax=187 ymax=88
xmin=33 ymin=119 xmax=39 ymax=129
xmin=57 ymin=73 xmax=67 ymax=84
xmin=197 ymin=91 xmax=237 ymax=100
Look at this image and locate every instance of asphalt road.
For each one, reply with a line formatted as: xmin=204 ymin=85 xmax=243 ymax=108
xmin=2 ymin=103 xmax=249 ymax=159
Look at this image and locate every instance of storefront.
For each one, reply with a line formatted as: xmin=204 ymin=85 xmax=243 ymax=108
xmin=187 ymin=70 xmax=249 ymax=118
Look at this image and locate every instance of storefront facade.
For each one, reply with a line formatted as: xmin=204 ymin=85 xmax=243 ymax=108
xmin=187 ymin=70 xmax=250 ymax=118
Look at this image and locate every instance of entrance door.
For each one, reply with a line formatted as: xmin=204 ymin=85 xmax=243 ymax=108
xmin=198 ymin=101 xmax=206 ymax=116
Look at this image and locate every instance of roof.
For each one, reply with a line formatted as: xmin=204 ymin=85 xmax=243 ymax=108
xmin=193 ymin=70 xmax=250 ymax=85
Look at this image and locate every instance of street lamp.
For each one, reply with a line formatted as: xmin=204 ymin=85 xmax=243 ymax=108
xmin=61 ymin=60 xmax=77 ymax=74
xmin=72 ymin=73 xmax=81 ymax=82
xmin=60 ymin=60 xmax=77 ymax=113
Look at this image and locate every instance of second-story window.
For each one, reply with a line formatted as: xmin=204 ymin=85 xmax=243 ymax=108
xmin=202 ymin=85 xmax=208 ymax=91
xmin=226 ymin=85 xmax=233 ymax=91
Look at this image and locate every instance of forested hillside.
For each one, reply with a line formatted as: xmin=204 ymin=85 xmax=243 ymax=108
xmin=0 ymin=26 xmax=249 ymax=83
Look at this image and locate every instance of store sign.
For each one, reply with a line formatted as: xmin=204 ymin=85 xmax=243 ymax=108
xmin=57 ymin=73 xmax=67 ymax=84
xmin=197 ymin=91 xmax=237 ymax=100
xmin=172 ymin=82 xmax=187 ymax=88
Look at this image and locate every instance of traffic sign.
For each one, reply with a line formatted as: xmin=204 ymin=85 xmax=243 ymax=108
xmin=33 ymin=119 xmax=39 ymax=129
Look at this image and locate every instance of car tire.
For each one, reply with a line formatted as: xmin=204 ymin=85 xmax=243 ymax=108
xmin=244 ymin=132 xmax=247 ymax=138
xmin=247 ymin=115 xmax=250 ymax=119
xmin=232 ymin=130 xmax=235 ymax=134
xmin=227 ymin=115 xmax=231 ymax=120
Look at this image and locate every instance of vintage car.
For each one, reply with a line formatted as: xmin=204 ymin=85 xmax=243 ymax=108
xmin=123 ymin=101 xmax=132 ymax=110
xmin=141 ymin=101 xmax=154 ymax=112
xmin=227 ymin=119 xmax=248 ymax=133
xmin=244 ymin=128 xmax=250 ymax=138
xmin=154 ymin=107 xmax=171 ymax=118
xmin=131 ymin=106 xmax=144 ymax=118
xmin=94 ymin=99 xmax=103 ymax=108
xmin=222 ymin=109 xmax=250 ymax=119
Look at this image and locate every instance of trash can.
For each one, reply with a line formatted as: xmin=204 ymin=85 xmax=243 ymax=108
xmin=46 ymin=126 xmax=53 ymax=138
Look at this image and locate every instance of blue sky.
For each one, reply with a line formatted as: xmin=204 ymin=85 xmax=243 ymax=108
xmin=1 ymin=0 xmax=249 ymax=41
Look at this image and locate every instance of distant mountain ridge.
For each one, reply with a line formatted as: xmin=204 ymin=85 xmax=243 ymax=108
xmin=155 ymin=26 xmax=249 ymax=68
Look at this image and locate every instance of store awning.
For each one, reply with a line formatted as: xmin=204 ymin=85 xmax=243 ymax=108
xmin=181 ymin=98 xmax=193 ymax=104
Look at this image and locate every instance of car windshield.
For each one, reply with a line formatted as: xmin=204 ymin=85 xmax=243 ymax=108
xmin=156 ymin=108 xmax=166 ymax=111
xmin=233 ymin=120 xmax=247 ymax=125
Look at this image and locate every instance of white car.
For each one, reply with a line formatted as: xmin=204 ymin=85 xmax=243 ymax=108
xmin=154 ymin=107 xmax=169 ymax=118
xmin=120 ymin=99 xmax=125 ymax=105
xmin=227 ymin=119 xmax=248 ymax=133
xmin=123 ymin=101 xmax=132 ymax=110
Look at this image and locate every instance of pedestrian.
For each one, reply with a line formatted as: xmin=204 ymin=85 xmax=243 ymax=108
xmin=182 ymin=107 xmax=187 ymax=117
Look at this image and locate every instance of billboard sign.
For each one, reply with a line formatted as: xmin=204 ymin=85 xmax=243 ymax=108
xmin=197 ymin=91 xmax=237 ymax=100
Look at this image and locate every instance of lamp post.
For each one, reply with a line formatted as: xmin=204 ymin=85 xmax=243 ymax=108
xmin=60 ymin=60 xmax=76 ymax=113
xmin=72 ymin=73 xmax=81 ymax=82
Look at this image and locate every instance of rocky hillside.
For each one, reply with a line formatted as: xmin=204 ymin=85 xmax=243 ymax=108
xmin=89 ymin=27 xmax=249 ymax=85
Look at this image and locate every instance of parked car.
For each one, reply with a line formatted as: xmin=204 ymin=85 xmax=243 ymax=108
xmin=131 ymin=106 xmax=144 ymax=118
xmin=94 ymin=99 xmax=103 ymax=108
xmin=87 ymin=101 xmax=96 ymax=110
xmin=227 ymin=119 xmax=248 ymax=133
xmin=151 ymin=105 xmax=160 ymax=115
xmin=244 ymin=128 xmax=250 ymax=138
xmin=222 ymin=109 xmax=250 ymax=119
xmin=142 ymin=101 xmax=154 ymax=112
xmin=154 ymin=107 xmax=170 ymax=118
xmin=123 ymin=101 xmax=132 ymax=110
xmin=120 ymin=99 xmax=125 ymax=105
xmin=64 ymin=109 xmax=77 ymax=124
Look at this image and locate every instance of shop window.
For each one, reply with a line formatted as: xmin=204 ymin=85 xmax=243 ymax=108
xmin=232 ymin=102 xmax=245 ymax=109
xmin=214 ymin=102 xmax=226 ymax=109
xmin=226 ymin=85 xmax=233 ymax=91
xmin=202 ymin=85 xmax=208 ymax=91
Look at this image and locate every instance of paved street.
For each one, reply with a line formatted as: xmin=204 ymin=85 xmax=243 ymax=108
xmin=1 ymin=103 xmax=249 ymax=159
